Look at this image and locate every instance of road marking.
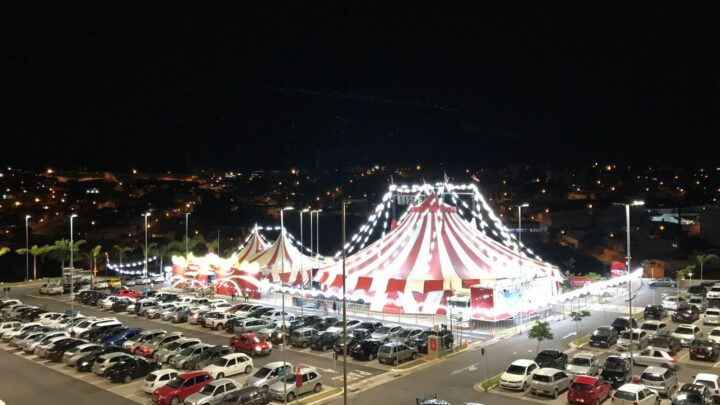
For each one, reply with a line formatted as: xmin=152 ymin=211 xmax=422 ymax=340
xmin=563 ymin=332 xmax=577 ymax=339
xmin=451 ymin=363 xmax=480 ymax=375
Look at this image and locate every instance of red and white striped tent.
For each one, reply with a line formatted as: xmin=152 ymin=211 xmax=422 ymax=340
xmin=251 ymin=231 xmax=324 ymax=285
xmin=237 ymin=229 xmax=269 ymax=264
xmin=314 ymin=194 xmax=561 ymax=314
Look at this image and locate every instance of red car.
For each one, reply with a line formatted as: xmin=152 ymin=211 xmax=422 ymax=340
xmin=230 ymin=333 xmax=272 ymax=356
xmin=567 ymin=376 xmax=612 ymax=405
xmin=116 ymin=289 xmax=141 ymax=299
xmin=152 ymin=371 xmax=213 ymax=405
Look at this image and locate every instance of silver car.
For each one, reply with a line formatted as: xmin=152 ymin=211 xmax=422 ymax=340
xmin=268 ymin=368 xmax=322 ymax=402
xmin=92 ymin=352 xmax=133 ymax=376
xmin=370 ymin=325 xmax=403 ymax=342
xmin=565 ymin=352 xmax=600 ymax=378
xmin=123 ymin=329 xmax=166 ymax=352
xmin=233 ymin=318 xmax=274 ymax=334
xmin=63 ymin=343 xmax=102 ymax=366
xmin=377 ymin=342 xmax=418 ymax=365
xmin=639 ymin=321 xmax=669 ymax=338
xmin=244 ymin=361 xmax=293 ymax=391
xmin=529 ymin=368 xmax=571 ymax=399
xmin=146 ymin=303 xmax=176 ymax=319
xmin=154 ymin=338 xmax=201 ymax=363
xmin=167 ymin=343 xmax=211 ymax=369
xmin=617 ymin=329 xmax=649 ymax=351
xmin=639 ymin=366 xmax=678 ymax=396
xmin=184 ymin=378 xmax=240 ymax=405
xmin=627 ymin=347 xmax=678 ymax=370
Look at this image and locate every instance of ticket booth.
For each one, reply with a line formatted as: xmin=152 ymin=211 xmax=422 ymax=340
xmin=427 ymin=335 xmax=441 ymax=359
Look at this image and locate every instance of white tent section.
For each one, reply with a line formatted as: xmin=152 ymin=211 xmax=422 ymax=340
xmin=249 ymin=230 xmax=324 ymax=285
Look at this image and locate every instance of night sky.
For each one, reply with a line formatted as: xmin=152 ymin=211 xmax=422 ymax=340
xmin=2 ymin=3 xmax=718 ymax=170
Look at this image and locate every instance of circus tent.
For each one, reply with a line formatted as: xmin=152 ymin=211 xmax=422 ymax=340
xmin=249 ymin=231 xmax=325 ymax=285
xmin=237 ymin=228 xmax=269 ymax=263
xmin=314 ymin=194 xmax=562 ymax=315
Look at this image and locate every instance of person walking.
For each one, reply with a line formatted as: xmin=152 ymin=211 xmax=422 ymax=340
xmin=323 ymin=301 xmax=329 ymax=316
xmin=332 ymin=301 xmax=337 ymax=314
xmin=230 ymin=286 xmax=236 ymax=301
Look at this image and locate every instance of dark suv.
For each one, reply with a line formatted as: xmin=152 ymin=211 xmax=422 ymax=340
xmin=611 ymin=317 xmax=638 ymax=333
xmin=309 ymin=331 xmax=341 ymax=352
xmin=675 ymin=383 xmax=715 ymax=405
xmin=534 ymin=349 xmax=568 ymax=369
xmin=350 ymin=339 xmax=384 ymax=361
xmin=690 ymin=339 xmax=719 ymax=362
xmin=600 ymin=355 xmax=632 ymax=388
xmin=644 ymin=305 xmax=668 ymax=320
xmin=672 ymin=303 xmax=700 ymax=323
xmin=649 ymin=334 xmax=683 ymax=353
xmin=589 ymin=326 xmax=619 ymax=348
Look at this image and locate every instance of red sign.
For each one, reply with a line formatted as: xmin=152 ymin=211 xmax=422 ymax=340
xmin=429 ymin=338 xmax=437 ymax=352
xmin=295 ymin=373 xmax=303 ymax=388
xmin=571 ymin=276 xmax=593 ymax=289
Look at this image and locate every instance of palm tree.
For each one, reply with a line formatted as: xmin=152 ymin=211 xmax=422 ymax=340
xmin=80 ymin=245 xmax=103 ymax=275
xmin=697 ymin=254 xmax=719 ymax=282
xmin=43 ymin=239 xmax=86 ymax=269
xmin=169 ymin=235 xmax=205 ymax=256
xmin=155 ymin=243 xmax=184 ymax=274
xmin=137 ymin=242 xmax=158 ymax=265
xmin=206 ymin=238 xmax=220 ymax=254
xmin=0 ymin=247 xmax=9 ymax=280
xmin=112 ymin=245 xmax=133 ymax=266
xmin=16 ymin=245 xmax=50 ymax=279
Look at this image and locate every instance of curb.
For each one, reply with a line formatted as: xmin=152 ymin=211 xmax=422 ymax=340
xmin=298 ymin=388 xmax=344 ymax=405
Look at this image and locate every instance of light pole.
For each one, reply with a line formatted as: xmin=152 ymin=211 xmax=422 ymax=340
xmin=516 ymin=203 xmax=528 ymax=330
xmin=315 ymin=209 xmax=322 ymax=260
xmin=341 ymin=201 xmax=350 ymax=405
xmin=279 ymin=206 xmax=293 ymax=405
xmin=25 ymin=215 xmax=30 ymax=281
xmin=615 ymin=200 xmax=644 ymax=362
xmin=70 ymin=214 xmax=78 ymax=321
xmin=300 ymin=208 xmax=309 ymax=316
xmin=143 ymin=213 xmax=151 ymax=285
xmin=185 ymin=213 xmax=191 ymax=256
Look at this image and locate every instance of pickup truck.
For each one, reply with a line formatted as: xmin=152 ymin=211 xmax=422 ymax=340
xmin=39 ymin=283 xmax=64 ymax=296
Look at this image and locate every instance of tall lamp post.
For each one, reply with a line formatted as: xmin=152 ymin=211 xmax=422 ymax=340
xmin=614 ymin=200 xmax=644 ymax=363
xmin=312 ymin=209 xmax=322 ymax=261
xmin=69 ymin=214 xmax=78 ymax=321
xmin=341 ymin=201 xmax=350 ymax=405
xmin=142 ymin=213 xmax=151 ymax=285
xmin=25 ymin=215 xmax=31 ymax=281
xmin=279 ymin=206 xmax=293 ymax=405
xmin=300 ymin=208 xmax=309 ymax=316
xmin=185 ymin=212 xmax=191 ymax=256
xmin=516 ymin=203 xmax=528 ymax=329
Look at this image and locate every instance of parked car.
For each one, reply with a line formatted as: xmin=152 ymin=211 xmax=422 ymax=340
xmin=663 ymin=295 xmax=687 ymax=311
xmin=589 ymin=326 xmax=620 ymax=348
xmin=185 ymin=346 xmax=234 ymax=371
xmin=370 ymin=325 xmax=403 ymax=342
xmin=325 ymin=319 xmax=362 ymax=334
xmin=676 ymin=383 xmax=715 ymax=405
xmin=673 ymin=303 xmax=701 ymax=323
xmin=354 ymin=321 xmax=383 ymax=334
xmin=709 ymin=328 xmax=720 ymax=345
xmin=136 ymin=332 xmax=184 ymax=358
xmin=640 ymin=321 xmax=669 ymax=338
xmin=649 ymin=277 xmax=677 ymax=288
xmin=631 ymin=347 xmax=678 ymax=369
xmin=151 ymin=371 xmax=214 ymax=405
xmin=39 ymin=283 xmax=64 ymax=295
xmin=155 ymin=338 xmax=202 ymax=363
xmin=184 ymin=378 xmax=241 ymax=405
xmin=639 ymin=366 xmax=678 ymax=397
xmin=233 ymin=318 xmax=274 ymax=335
xmin=244 ymin=361 xmax=293 ymax=392
xmin=76 ymin=346 xmax=128 ymax=371
xmin=106 ymin=356 xmax=160 ymax=383
xmin=611 ymin=317 xmax=638 ymax=334
xmin=707 ymin=285 xmax=720 ymax=299
xmin=260 ymin=311 xmax=295 ymax=323
xmin=216 ymin=386 xmax=271 ymax=405
xmin=612 ymin=383 xmax=659 ymax=405
xmin=205 ymin=313 xmax=237 ymax=330
xmin=672 ymin=324 xmax=704 ymax=346
xmin=289 ymin=327 xmax=319 ymax=348
xmin=377 ymin=341 xmax=418 ymax=365
xmin=618 ymin=329 xmax=650 ymax=351
xmin=500 ymin=359 xmax=539 ymax=391
xmin=334 ymin=329 xmax=371 ymax=355
xmin=142 ymin=368 xmax=179 ymax=394
xmin=691 ymin=339 xmax=720 ymax=362
xmin=310 ymin=331 xmax=342 ymax=352
xmin=566 ymin=352 xmax=600 ymax=378
xmin=267 ymin=368 xmax=322 ymax=402
xmin=600 ymin=355 xmax=632 ymax=388
xmin=690 ymin=296 xmax=708 ymax=312
xmin=46 ymin=338 xmax=86 ymax=362
xmin=644 ymin=305 xmax=668 ymax=320
xmin=230 ymin=333 xmax=272 ymax=356
xmin=92 ymin=352 xmax=134 ymax=376
xmin=409 ymin=329 xmax=454 ymax=353
xmin=529 ymin=368 xmax=571 ymax=399
xmin=168 ymin=344 xmax=212 ymax=369
xmin=62 ymin=343 xmax=103 ymax=366
xmin=567 ymin=376 xmax=612 ymax=405
xmin=688 ymin=285 xmax=708 ymax=297
xmin=203 ymin=353 xmax=253 ymax=379
xmin=123 ymin=329 xmax=166 ymax=353
xmin=349 ymin=339 xmax=384 ymax=361
xmin=705 ymin=308 xmax=720 ymax=325
xmin=693 ymin=373 xmax=720 ymax=404
xmin=535 ymin=349 xmax=568 ymax=369
xmin=105 ymin=327 xmax=143 ymax=346
xmin=648 ymin=334 xmax=683 ymax=354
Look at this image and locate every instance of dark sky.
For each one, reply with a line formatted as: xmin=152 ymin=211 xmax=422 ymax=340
xmin=2 ymin=2 xmax=719 ymax=171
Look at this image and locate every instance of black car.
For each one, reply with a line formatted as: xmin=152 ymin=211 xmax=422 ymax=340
xmin=708 ymin=298 xmax=720 ymax=310
xmin=355 ymin=321 xmax=383 ymax=334
xmin=21 ymin=308 xmax=47 ymax=321
xmin=600 ymin=355 xmax=632 ymax=388
xmin=611 ymin=317 xmax=638 ymax=333
xmin=672 ymin=303 xmax=701 ymax=323
xmin=185 ymin=345 xmax=233 ymax=370
xmin=688 ymin=285 xmax=708 ymax=297
xmin=246 ymin=307 xmax=275 ymax=320
xmin=223 ymin=317 xmax=239 ymax=334
xmin=77 ymin=290 xmax=94 ymax=302
xmin=535 ymin=349 xmax=568 ymax=369
xmin=334 ymin=330 xmax=371 ymax=355
xmin=649 ymin=335 xmax=683 ymax=354
xmin=88 ymin=293 xmax=108 ymax=306
xmin=75 ymin=346 xmax=127 ymax=371
xmin=300 ymin=315 xmax=323 ymax=327
xmin=410 ymin=329 xmax=454 ymax=354
xmin=315 ymin=317 xmax=340 ymax=331
xmin=219 ymin=385 xmax=272 ymax=405
xmin=112 ymin=300 xmax=134 ymax=312
xmin=310 ymin=331 xmax=341 ymax=351
xmin=105 ymin=357 xmax=160 ymax=383
xmin=47 ymin=339 xmax=85 ymax=362
xmin=675 ymin=384 xmax=715 ymax=405
xmin=350 ymin=339 xmax=384 ymax=361
xmin=690 ymin=339 xmax=719 ymax=361
xmin=589 ymin=326 xmax=619 ymax=348
xmin=644 ymin=305 xmax=668 ymax=320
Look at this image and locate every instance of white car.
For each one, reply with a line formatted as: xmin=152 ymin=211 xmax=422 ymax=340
xmin=39 ymin=283 xmax=63 ymax=295
xmin=705 ymin=309 xmax=720 ymax=325
xmin=0 ymin=322 xmax=21 ymax=337
xmin=709 ymin=327 xmax=720 ymax=344
xmin=565 ymin=352 xmax=600 ymax=378
xmin=203 ymin=353 xmax=253 ymax=379
xmin=261 ymin=311 xmax=295 ymax=323
xmin=639 ymin=321 xmax=669 ymax=338
xmin=617 ymin=329 xmax=649 ymax=351
xmin=24 ymin=331 xmax=67 ymax=353
xmin=101 ymin=296 xmax=121 ymax=310
xmin=204 ymin=313 xmax=236 ymax=330
xmin=142 ymin=368 xmax=179 ymax=394
xmin=689 ymin=296 xmax=707 ymax=311
xmin=94 ymin=280 xmax=109 ymax=289
xmin=36 ymin=312 xmax=64 ymax=325
xmin=671 ymin=324 xmax=703 ymax=346
xmin=210 ymin=302 xmax=233 ymax=312
xmin=500 ymin=359 xmax=539 ymax=391
xmin=612 ymin=383 xmax=659 ymax=405
xmin=661 ymin=295 xmax=686 ymax=311
xmin=326 ymin=320 xmax=362 ymax=334
xmin=694 ymin=373 xmax=720 ymax=403
xmin=70 ymin=318 xmax=117 ymax=336
xmin=707 ymin=285 xmax=720 ymax=299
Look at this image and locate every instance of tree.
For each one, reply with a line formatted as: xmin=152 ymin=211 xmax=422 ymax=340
xmin=80 ymin=245 xmax=103 ymax=275
xmin=112 ymin=245 xmax=133 ymax=266
xmin=585 ymin=272 xmax=602 ymax=281
xmin=697 ymin=254 xmax=719 ymax=282
xmin=528 ymin=321 xmax=554 ymax=353
xmin=206 ymin=238 xmax=220 ymax=254
xmin=676 ymin=264 xmax=696 ymax=280
xmin=154 ymin=243 xmax=181 ymax=274
xmin=43 ymin=239 xmax=86 ymax=269
xmin=169 ymin=235 xmax=205 ymax=256
xmin=569 ymin=309 xmax=591 ymax=336
xmin=16 ymin=245 xmax=50 ymax=279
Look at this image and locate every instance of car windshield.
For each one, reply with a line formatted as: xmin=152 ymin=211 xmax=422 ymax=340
xmin=666 ymin=297 xmax=678 ymax=302
xmin=199 ymin=384 xmax=216 ymax=395
xmin=614 ymin=390 xmax=636 ymax=401
xmin=620 ymin=331 xmax=642 ymax=340
xmin=571 ymin=357 xmax=592 ymax=366
xmin=711 ymin=330 xmax=720 ymax=337
xmin=604 ymin=358 xmax=625 ymax=371
xmin=212 ymin=358 xmax=227 ymax=366
xmin=166 ymin=377 xmax=184 ymax=388
xmin=506 ymin=365 xmax=526 ymax=375
xmin=378 ymin=346 xmax=392 ymax=353
xmin=641 ymin=324 xmax=658 ymax=331
xmin=250 ymin=337 xmax=263 ymax=344
xmin=179 ymin=347 xmax=195 ymax=356
xmin=675 ymin=327 xmax=694 ymax=335
xmin=374 ymin=327 xmax=390 ymax=334
xmin=533 ymin=374 xmax=551 ymax=383
xmin=164 ymin=342 xmax=180 ymax=350
xmin=536 ymin=353 xmax=556 ymax=362
xmin=254 ymin=367 xmax=272 ymax=378
xmin=708 ymin=311 xmax=720 ymax=316
xmin=642 ymin=372 xmax=664 ymax=381
xmin=675 ymin=393 xmax=703 ymax=403
xmin=570 ymin=382 xmax=592 ymax=391
xmin=398 ymin=330 xmax=415 ymax=338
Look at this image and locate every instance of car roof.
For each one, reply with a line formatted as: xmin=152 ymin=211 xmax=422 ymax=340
xmin=207 ymin=378 xmax=234 ymax=387
xmin=178 ymin=371 xmax=211 ymax=378
xmin=263 ymin=361 xmax=290 ymax=368
xmin=617 ymin=383 xmax=645 ymax=393
xmin=241 ymin=333 xmax=258 ymax=338
xmin=221 ymin=353 xmax=249 ymax=360
xmin=642 ymin=366 xmax=666 ymax=374
xmin=538 ymin=349 xmax=561 ymax=354
xmin=150 ymin=368 xmax=178 ymax=376
xmin=676 ymin=324 xmax=696 ymax=328
xmin=696 ymin=373 xmax=719 ymax=380
xmin=511 ymin=359 xmax=536 ymax=366
xmin=573 ymin=352 xmax=595 ymax=359
xmin=573 ymin=376 xmax=600 ymax=385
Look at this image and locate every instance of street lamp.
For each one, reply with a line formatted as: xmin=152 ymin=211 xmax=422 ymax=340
xmin=300 ymin=208 xmax=309 ymax=316
xmin=279 ymin=206 xmax=293 ymax=405
xmin=185 ymin=213 xmax=191 ymax=256
xmin=25 ymin=215 xmax=30 ymax=281
xmin=69 ymin=214 xmax=78 ymax=322
xmin=516 ymin=203 xmax=528 ymax=330
xmin=312 ymin=209 xmax=322 ymax=261
xmin=142 ymin=213 xmax=151 ymax=285
xmin=614 ymin=200 xmax=644 ymax=362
